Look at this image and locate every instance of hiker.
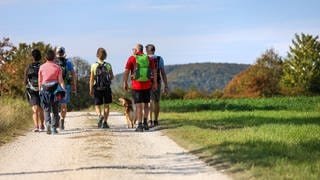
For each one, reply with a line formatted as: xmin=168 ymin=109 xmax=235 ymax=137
xmin=39 ymin=50 xmax=65 ymax=135
xmin=24 ymin=49 xmax=45 ymax=132
xmin=89 ymin=47 xmax=114 ymax=128
xmin=55 ymin=47 xmax=77 ymax=130
xmin=123 ymin=44 xmax=157 ymax=132
xmin=145 ymin=44 xmax=168 ymax=127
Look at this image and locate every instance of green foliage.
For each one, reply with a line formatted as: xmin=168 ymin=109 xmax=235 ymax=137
xmin=282 ymin=33 xmax=320 ymax=94
xmin=0 ymin=97 xmax=32 ymax=144
xmin=69 ymin=57 xmax=92 ymax=110
xmin=160 ymin=96 xmax=320 ymax=112
xmin=0 ymin=41 xmax=52 ymax=97
xmin=160 ymin=97 xmax=320 ymax=179
xmin=112 ymin=63 xmax=249 ymax=93
xmin=224 ymin=49 xmax=283 ymax=98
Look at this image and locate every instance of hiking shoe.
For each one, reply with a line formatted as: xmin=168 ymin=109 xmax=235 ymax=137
xmin=143 ymin=121 xmax=149 ymax=131
xmin=33 ymin=127 xmax=39 ymax=132
xmin=149 ymin=120 xmax=154 ymax=128
xmin=101 ymin=121 xmax=110 ymax=129
xmin=56 ymin=119 xmax=60 ymax=128
xmin=97 ymin=116 xmax=103 ymax=128
xmin=154 ymin=120 xmax=159 ymax=127
xmin=40 ymin=124 xmax=45 ymax=132
xmin=46 ymin=124 xmax=51 ymax=134
xmin=51 ymin=127 xmax=58 ymax=135
xmin=60 ymin=119 xmax=65 ymax=130
xmin=135 ymin=123 xmax=144 ymax=132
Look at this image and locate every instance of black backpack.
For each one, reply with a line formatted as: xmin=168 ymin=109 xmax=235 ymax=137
xmin=95 ymin=62 xmax=111 ymax=90
xmin=154 ymin=56 xmax=162 ymax=83
xmin=57 ymin=57 xmax=71 ymax=84
xmin=27 ymin=62 xmax=40 ymax=91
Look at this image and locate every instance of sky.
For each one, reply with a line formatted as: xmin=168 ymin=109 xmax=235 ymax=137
xmin=1 ymin=0 xmax=319 ymax=74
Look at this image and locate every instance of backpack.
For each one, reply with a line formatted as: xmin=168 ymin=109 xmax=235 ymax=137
xmin=132 ymin=54 xmax=151 ymax=82
xmin=27 ymin=62 xmax=40 ymax=91
xmin=154 ymin=56 xmax=162 ymax=83
xmin=95 ymin=62 xmax=111 ymax=90
xmin=57 ymin=57 xmax=72 ymax=84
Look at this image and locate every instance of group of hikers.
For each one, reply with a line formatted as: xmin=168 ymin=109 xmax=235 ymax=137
xmin=24 ymin=43 xmax=168 ymax=134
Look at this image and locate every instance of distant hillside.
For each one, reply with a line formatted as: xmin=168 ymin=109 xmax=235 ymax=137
xmin=112 ymin=62 xmax=249 ymax=92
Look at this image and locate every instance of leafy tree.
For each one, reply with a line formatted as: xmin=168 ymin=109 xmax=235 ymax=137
xmin=0 ymin=41 xmax=52 ymax=97
xmin=281 ymin=33 xmax=320 ymax=94
xmin=69 ymin=57 xmax=92 ymax=110
xmin=224 ymin=49 xmax=283 ymax=98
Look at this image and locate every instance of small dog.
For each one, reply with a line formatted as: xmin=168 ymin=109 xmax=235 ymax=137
xmin=118 ymin=97 xmax=136 ymax=128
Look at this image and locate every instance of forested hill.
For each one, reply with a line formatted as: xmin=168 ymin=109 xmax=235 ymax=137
xmin=112 ymin=62 xmax=250 ymax=92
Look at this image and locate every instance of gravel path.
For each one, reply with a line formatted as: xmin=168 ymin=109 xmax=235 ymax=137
xmin=0 ymin=112 xmax=230 ymax=180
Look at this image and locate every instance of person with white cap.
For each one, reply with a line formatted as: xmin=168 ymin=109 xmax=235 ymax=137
xmin=55 ymin=46 xmax=77 ymax=130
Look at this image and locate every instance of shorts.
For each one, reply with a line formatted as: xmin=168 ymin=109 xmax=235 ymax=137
xmin=151 ymin=84 xmax=161 ymax=102
xmin=94 ymin=87 xmax=112 ymax=105
xmin=132 ymin=89 xmax=151 ymax=104
xmin=26 ymin=89 xmax=40 ymax=106
xmin=60 ymin=85 xmax=71 ymax=104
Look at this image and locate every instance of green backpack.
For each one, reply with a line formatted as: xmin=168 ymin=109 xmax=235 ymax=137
xmin=133 ymin=54 xmax=151 ymax=82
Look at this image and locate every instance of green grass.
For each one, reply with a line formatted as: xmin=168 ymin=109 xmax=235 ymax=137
xmin=160 ymin=96 xmax=320 ymax=179
xmin=0 ymin=97 xmax=33 ymax=145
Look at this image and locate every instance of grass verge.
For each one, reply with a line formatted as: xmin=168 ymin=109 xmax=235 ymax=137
xmin=160 ymin=97 xmax=320 ymax=179
xmin=0 ymin=97 xmax=33 ymax=145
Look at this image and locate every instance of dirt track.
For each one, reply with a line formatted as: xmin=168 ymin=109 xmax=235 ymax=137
xmin=0 ymin=112 xmax=230 ymax=180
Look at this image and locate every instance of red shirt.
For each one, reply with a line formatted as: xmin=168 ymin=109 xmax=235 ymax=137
xmin=125 ymin=52 xmax=155 ymax=90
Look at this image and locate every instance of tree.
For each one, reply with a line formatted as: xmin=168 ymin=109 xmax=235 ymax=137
xmin=0 ymin=38 xmax=16 ymax=95
xmin=224 ymin=49 xmax=283 ymax=98
xmin=0 ymin=41 xmax=52 ymax=97
xmin=69 ymin=57 xmax=92 ymax=110
xmin=281 ymin=33 xmax=320 ymax=94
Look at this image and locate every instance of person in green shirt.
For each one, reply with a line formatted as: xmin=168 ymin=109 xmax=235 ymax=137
xmin=89 ymin=48 xmax=114 ymax=128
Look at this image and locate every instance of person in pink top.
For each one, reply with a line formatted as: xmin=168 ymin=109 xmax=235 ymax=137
xmin=38 ymin=49 xmax=65 ymax=135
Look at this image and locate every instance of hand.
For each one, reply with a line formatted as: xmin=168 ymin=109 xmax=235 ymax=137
xmin=152 ymin=82 xmax=158 ymax=91
xmin=163 ymin=86 xmax=169 ymax=95
xmin=89 ymin=89 xmax=94 ymax=97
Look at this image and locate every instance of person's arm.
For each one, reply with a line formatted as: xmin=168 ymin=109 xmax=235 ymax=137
xmin=89 ymin=65 xmax=94 ymax=96
xmin=150 ymin=57 xmax=157 ymax=91
xmin=58 ymin=71 xmax=66 ymax=89
xmin=38 ymin=68 xmax=42 ymax=89
xmin=123 ymin=57 xmax=133 ymax=91
xmin=109 ymin=64 xmax=114 ymax=80
xmin=161 ymin=68 xmax=168 ymax=94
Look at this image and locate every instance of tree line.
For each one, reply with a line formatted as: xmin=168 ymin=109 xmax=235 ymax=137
xmin=1 ymin=32 xmax=319 ymax=104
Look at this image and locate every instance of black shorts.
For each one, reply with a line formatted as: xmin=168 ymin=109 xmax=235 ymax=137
xmin=132 ymin=89 xmax=151 ymax=104
xmin=26 ymin=89 xmax=40 ymax=106
xmin=94 ymin=87 xmax=112 ymax=105
xmin=151 ymin=84 xmax=161 ymax=102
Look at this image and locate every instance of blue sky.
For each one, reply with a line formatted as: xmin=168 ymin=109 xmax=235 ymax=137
xmin=1 ymin=0 xmax=319 ymax=74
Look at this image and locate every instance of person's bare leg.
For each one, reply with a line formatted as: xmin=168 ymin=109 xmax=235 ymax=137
xmin=136 ymin=103 xmax=143 ymax=124
xmin=95 ymin=105 xmax=102 ymax=116
xmin=32 ymin=105 xmax=39 ymax=130
xmin=38 ymin=106 xmax=44 ymax=130
xmin=149 ymin=101 xmax=154 ymax=123
xmin=143 ymin=102 xmax=149 ymax=121
xmin=154 ymin=101 xmax=160 ymax=121
xmin=60 ymin=103 xmax=67 ymax=119
xmin=60 ymin=103 xmax=67 ymax=130
xmin=103 ymin=104 xmax=110 ymax=122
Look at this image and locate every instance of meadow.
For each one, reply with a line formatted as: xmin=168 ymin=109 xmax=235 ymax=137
xmin=160 ymin=96 xmax=320 ymax=179
xmin=0 ymin=98 xmax=32 ymax=145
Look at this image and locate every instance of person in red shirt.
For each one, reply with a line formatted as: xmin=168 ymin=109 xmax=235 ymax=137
xmin=123 ymin=44 xmax=157 ymax=132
